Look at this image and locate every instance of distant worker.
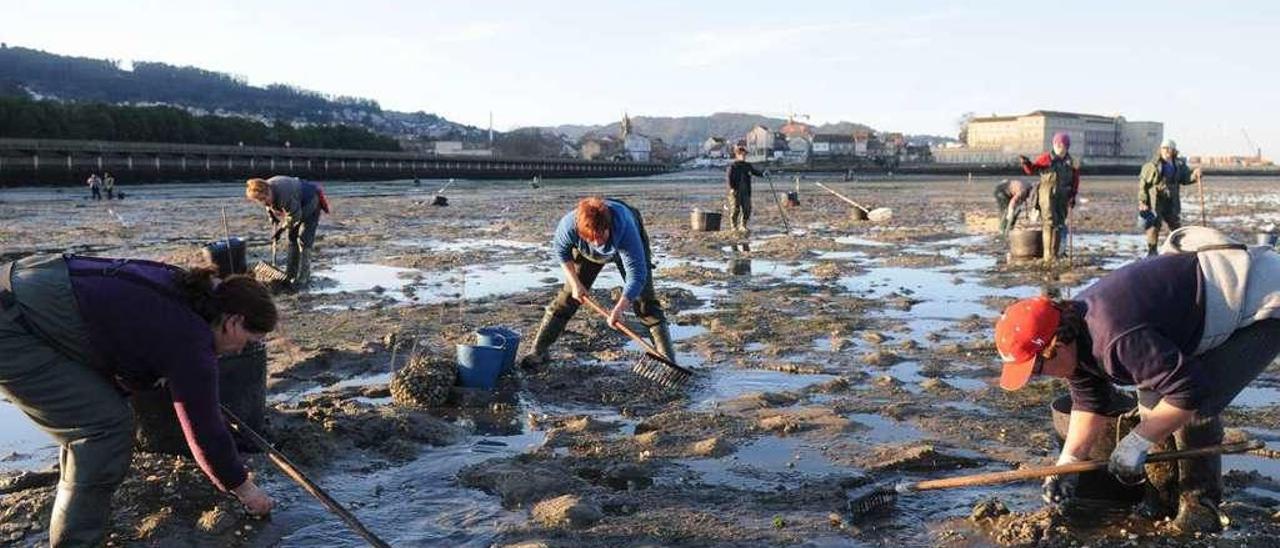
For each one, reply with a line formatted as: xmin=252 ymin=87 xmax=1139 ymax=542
xmin=87 ymin=173 xmax=102 ymax=201
xmin=726 ymin=145 xmax=764 ymax=233
xmin=103 ymin=172 xmax=116 ymax=200
xmin=245 ymin=176 xmax=330 ymax=288
xmin=520 ymin=197 xmax=676 ymax=371
xmin=0 ymin=254 xmax=278 ymax=545
xmin=1020 ymin=132 xmax=1080 ymax=262
xmin=1139 ymin=139 xmax=1203 ymax=256
xmin=993 ymin=179 xmax=1039 ymax=234
xmin=994 ymin=227 xmax=1280 ymax=533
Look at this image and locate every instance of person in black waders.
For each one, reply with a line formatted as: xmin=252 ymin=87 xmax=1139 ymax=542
xmin=245 ymin=176 xmax=330 ymax=288
xmin=0 ymin=254 xmax=278 ymax=546
xmin=726 ymin=145 xmax=764 ymax=233
xmin=519 ymin=196 xmax=676 ymax=370
xmin=993 ymin=226 xmax=1280 ymax=534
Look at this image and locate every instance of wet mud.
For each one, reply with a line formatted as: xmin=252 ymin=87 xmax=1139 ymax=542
xmin=1 ymin=174 xmax=1279 ymax=546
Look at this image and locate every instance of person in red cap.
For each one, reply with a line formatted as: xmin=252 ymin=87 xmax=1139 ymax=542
xmin=994 ymin=230 xmax=1280 ymax=533
xmin=1019 ymin=132 xmax=1079 ymax=262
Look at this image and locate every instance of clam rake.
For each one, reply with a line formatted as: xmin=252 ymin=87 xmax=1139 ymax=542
xmin=845 ymin=440 xmax=1263 ymax=518
xmin=579 ymin=295 xmax=694 ymax=388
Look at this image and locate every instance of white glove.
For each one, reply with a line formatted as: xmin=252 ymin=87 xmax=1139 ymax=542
xmin=1108 ymin=431 xmax=1155 ymax=483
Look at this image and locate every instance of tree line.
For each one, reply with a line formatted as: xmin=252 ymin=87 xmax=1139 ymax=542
xmin=0 ymin=96 xmax=402 ymax=151
xmin=0 ymin=45 xmax=381 ymax=123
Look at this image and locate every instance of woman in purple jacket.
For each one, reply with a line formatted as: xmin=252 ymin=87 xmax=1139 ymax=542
xmin=0 ymin=254 xmax=278 ymax=546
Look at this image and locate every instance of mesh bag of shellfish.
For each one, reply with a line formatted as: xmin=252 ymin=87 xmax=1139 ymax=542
xmin=390 ymin=353 xmax=457 ymax=408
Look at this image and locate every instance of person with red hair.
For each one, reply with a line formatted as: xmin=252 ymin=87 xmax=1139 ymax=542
xmin=520 ymin=197 xmax=675 ymax=370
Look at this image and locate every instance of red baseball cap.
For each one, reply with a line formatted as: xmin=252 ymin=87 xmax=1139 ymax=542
xmin=994 ymin=297 xmax=1061 ymax=390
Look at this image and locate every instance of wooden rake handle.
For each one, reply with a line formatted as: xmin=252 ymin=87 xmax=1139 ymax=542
xmin=904 ymin=440 xmax=1263 ymax=492
xmin=578 ymin=294 xmax=674 ymax=365
xmin=814 ymin=182 xmax=870 ymax=213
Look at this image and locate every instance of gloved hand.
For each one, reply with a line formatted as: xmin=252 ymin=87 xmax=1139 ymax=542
xmin=1109 ymin=430 xmax=1155 ymax=484
xmin=1042 ymin=453 xmax=1082 ymax=505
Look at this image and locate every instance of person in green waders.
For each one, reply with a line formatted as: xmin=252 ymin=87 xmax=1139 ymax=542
xmin=1139 ymin=139 xmax=1203 ymax=256
xmin=1020 ymin=132 xmax=1080 ymax=262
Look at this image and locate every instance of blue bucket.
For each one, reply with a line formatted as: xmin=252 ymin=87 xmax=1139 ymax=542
xmin=475 ymin=326 xmax=520 ymax=372
xmin=456 ymin=343 xmax=506 ymax=389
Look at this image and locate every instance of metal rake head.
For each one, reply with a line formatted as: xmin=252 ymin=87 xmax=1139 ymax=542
xmin=630 ymin=352 xmax=693 ymax=388
xmin=253 ymin=261 xmax=288 ymax=283
xmin=845 ymin=482 xmax=901 ymax=518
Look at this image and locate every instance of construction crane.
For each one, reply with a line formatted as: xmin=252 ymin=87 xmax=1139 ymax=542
xmin=1241 ymin=128 xmax=1262 ymax=161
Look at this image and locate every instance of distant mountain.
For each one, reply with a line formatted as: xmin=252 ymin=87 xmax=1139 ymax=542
xmin=537 ymin=112 xmax=877 ymax=148
xmin=0 ymin=45 xmax=485 ymax=142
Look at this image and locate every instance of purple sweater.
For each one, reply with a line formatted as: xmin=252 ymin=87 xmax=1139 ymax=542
xmin=65 ymin=256 xmax=247 ymax=491
xmin=1070 ymin=253 xmax=1208 ymax=413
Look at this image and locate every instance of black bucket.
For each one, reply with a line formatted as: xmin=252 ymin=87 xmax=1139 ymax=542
xmin=1008 ymin=229 xmax=1043 ymax=259
xmin=785 ymin=191 xmax=800 ymax=207
xmin=432 ymin=195 xmax=449 ymax=207
xmin=1049 ymin=394 xmax=1145 ymax=504
xmin=690 ymin=210 xmax=722 ymax=232
xmin=131 ymin=341 xmax=268 ymax=455
xmin=202 ymin=238 xmax=248 ymax=276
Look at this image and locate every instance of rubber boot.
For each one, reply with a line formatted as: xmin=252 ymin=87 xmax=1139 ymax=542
xmin=1145 ymin=227 xmax=1160 ymax=257
xmin=285 ymin=242 xmax=301 ymax=284
xmin=49 ymin=483 xmax=116 ymax=547
xmin=295 ymin=248 xmax=313 ymax=287
xmin=648 ymin=321 xmax=677 ymax=364
xmin=1139 ymin=433 xmax=1179 ymax=519
xmin=1041 ymin=225 xmax=1057 ymax=262
xmin=1170 ymin=415 xmax=1225 ymax=534
xmin=519 ymin=308 xmax=572 ymax=371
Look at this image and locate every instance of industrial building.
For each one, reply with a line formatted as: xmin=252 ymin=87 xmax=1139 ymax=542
xmin=934 ymin=110 xmax=1163 ymax=166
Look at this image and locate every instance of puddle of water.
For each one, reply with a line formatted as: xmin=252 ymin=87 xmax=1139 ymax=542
xmin=847 ymin=413 xmax=928 ymax=444
xmin=0 ymin=399 xmax=58 ymax=472
xmin=693 ymin=369 xmax=838 ymax=409
xmin=389 ymin=238 xmax=541 ymax=252
xmin=272 ymin=428 xmax=546 ymax=547
xmin=834 ymin=236 xmax=891 ymax=247
xmin=314 ymin=262 xmax=565 ymax=307
xmin=840 ymin=266 xmax=1032 ymax=320
xmin=670 ymin=436 xmax=846 ymax=491
xmin=1232 ymin=385 xmax=1280 ymax=409
xmin=884 ymin=362 xmax=990 ymax=393
xmin=941 ymin=402 xmax=994 ymax=415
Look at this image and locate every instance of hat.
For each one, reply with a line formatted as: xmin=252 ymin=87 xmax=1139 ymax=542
xmin=994 ymin=297 xmax=1060 ymax=390
xmin=1052 ymin=132 xmax=1071 ymax=149
xmin=1160 ymin=138 xmax=1177 ymax=150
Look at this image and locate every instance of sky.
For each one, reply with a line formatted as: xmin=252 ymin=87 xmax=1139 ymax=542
xmin=2 ymin=0 xmax=1277 ymax=156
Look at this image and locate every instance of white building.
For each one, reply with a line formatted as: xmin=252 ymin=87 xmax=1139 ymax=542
xmin=937 ymin=110 xmax=1163 ymax=165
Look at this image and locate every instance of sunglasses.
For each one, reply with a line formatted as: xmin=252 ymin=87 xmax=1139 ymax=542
xmin=1032 ymin=339 xmax=1060 ymax=376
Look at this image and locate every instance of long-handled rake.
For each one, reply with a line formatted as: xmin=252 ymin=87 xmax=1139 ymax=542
xmin=579 ymin=295 xmax=694 ymax=388
xmin=846 ymin=440 xmax=1263 ymax=518
xmin=813 ymin=182 xmax=893 ymax=222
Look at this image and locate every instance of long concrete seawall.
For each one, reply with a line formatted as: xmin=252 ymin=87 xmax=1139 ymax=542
xmin=0 ymin=138 xmax=672 ymax=186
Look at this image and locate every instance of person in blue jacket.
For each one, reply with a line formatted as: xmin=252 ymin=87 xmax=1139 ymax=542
xmin=519 ymin=196 xmax=675 ymax=370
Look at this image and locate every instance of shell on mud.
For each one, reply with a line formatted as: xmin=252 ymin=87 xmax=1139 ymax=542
xmin=390 ymin=354 xmax=457 ymax=408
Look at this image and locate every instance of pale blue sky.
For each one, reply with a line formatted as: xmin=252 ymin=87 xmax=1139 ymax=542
xmin=3 ymin=0 xmax=1276 ymax=156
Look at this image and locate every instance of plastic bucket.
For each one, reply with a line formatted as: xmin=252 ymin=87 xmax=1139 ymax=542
xmin=456 ymin=343 xmax=506 ymax=390
xmin=1049 ymin=394 xmax=1145 ymax=504
xmin=785 ymin=191 xmax=800 ymax=207
xmin=202 ymin=238 xmax=248 ymax=276
xmin=475 ymin=326 xmax=520 ymax=372
xmin=690 ymin=209 xmax=722 ymax=232
xmin=131 ymin=341 xmax=267 ymax=455
xmin=1008 ymin=229 xmax=1044 ymax=259
xmin=849 ymin=208 xmax=869 ymax=221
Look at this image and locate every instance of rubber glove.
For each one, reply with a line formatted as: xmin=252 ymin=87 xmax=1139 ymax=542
xmin=1042 ymin=452 xmax=1081 ymax=505
xmin=1109 ymin=430 xmax=1155 ymax=483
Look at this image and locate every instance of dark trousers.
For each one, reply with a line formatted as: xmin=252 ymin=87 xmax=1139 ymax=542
xmin=90 ymin=187 xmax=101 ymax=200
xmin=994 ymin=187 xmax=1014 ymax=232
xmin=1144 ymin=198 xmax=1182 ymax=247
xmin=1137 ymin=319 xmax=1280 ymax=508
xmin=727 ymin=189 xmax=752 ymax=231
